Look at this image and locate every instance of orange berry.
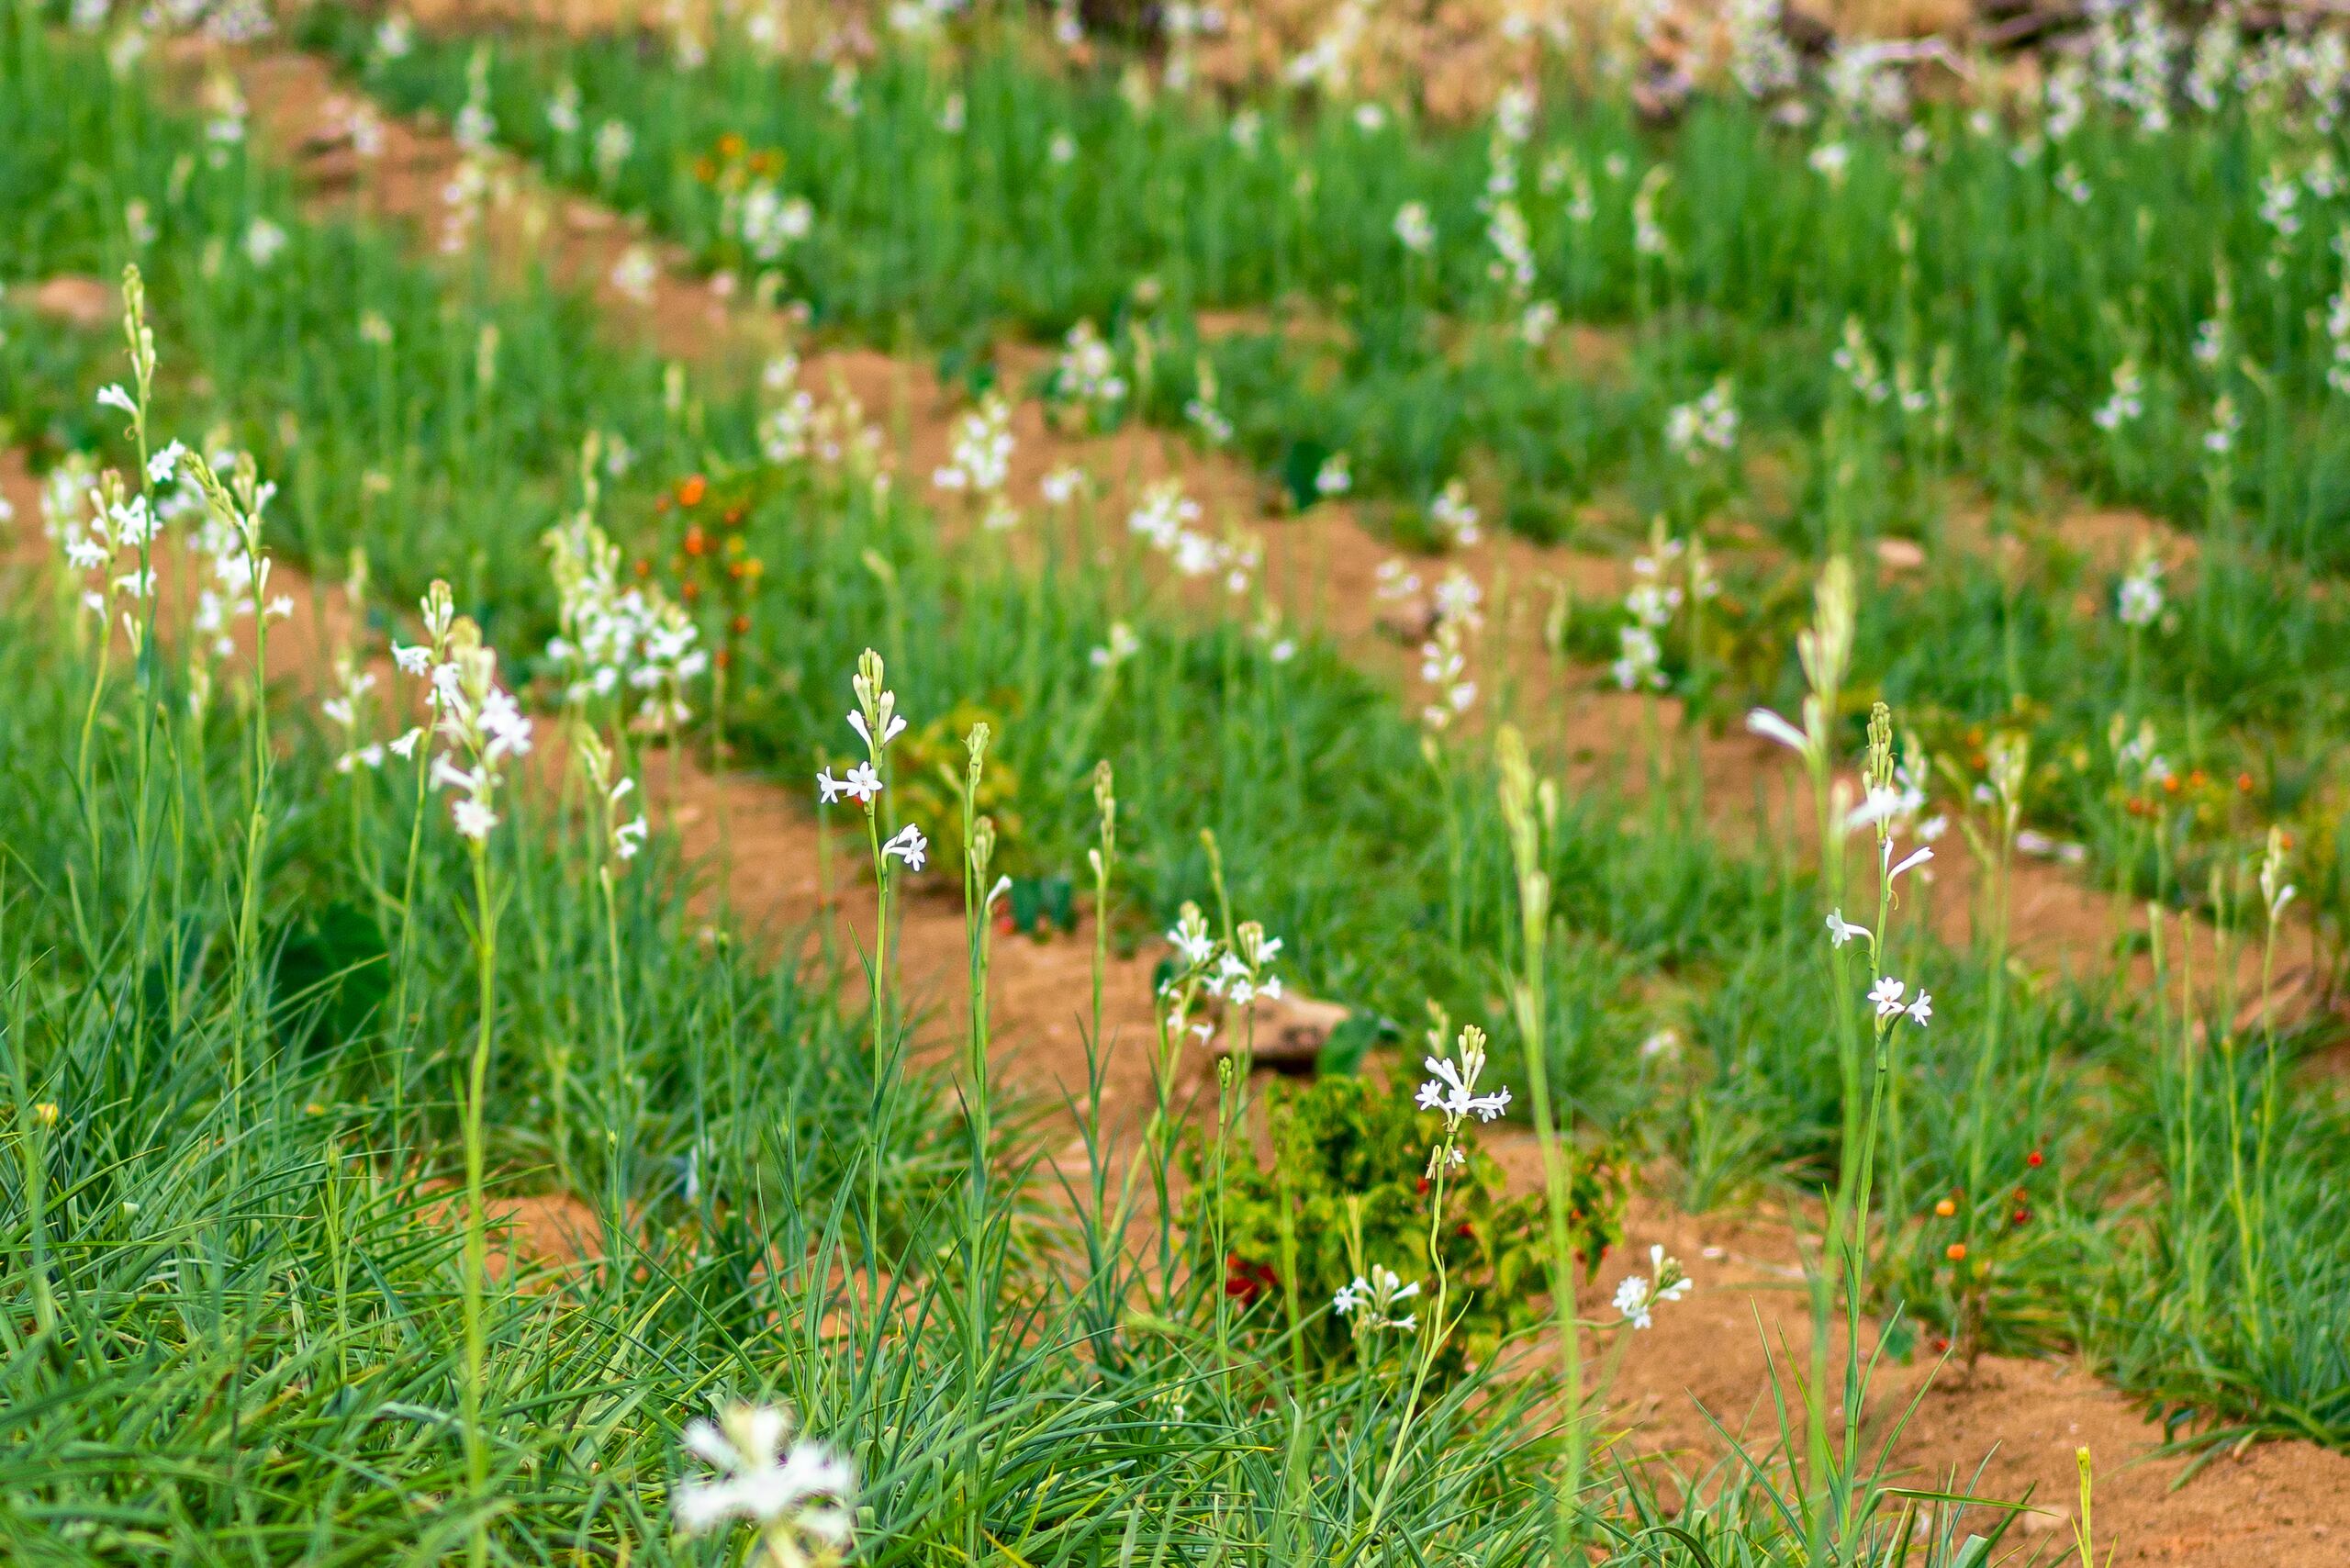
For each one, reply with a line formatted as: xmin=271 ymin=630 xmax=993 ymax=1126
xmin=678 ymin=475 xmax=707 ymax=508
xmin=1933 ymin=1197 xmax=1957 ymax=1218
xmin=2236 ymin=772 xmax=2255 ymax=793
xmin=1945 ymin=1243 xmax=1967 ymax=1261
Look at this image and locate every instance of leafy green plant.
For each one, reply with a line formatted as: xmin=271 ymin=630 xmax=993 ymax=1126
xmin=1192 ymin=1070 xmax=1627 ymax=1372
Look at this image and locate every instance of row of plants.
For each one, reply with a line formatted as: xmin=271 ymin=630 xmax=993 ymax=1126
xmin=285 ymin=1 xmax=2350 ymax=950
xmin=299 ymin=2 xmax=2350 ymax=572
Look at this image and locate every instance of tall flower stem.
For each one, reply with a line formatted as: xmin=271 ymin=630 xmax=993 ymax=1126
xmin=460 ymin=831 xmax=499 ymax=1568
xmin=1497 ymin=727 xmax=1584 ymax=1552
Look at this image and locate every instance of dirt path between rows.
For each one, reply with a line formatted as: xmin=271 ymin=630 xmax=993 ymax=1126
xmin=8 ymin=35 xmax=2341 ymax=1562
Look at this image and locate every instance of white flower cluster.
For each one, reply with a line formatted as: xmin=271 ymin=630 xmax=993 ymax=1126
xmin=438 ymin=153 xmax=490 ymax=257
xmin=422 ymin=595 xmax=534 ymax=844
xmin=812 ymin=652 xmax=927 ymax=870
xmin=1184 ymin=360 xmax=1235 ymax=448
xmin=1393 ymin=200 xmax=1436 ymax=257
xmin=1315 ymin=452 xmax=1352 ymax=498
xmin=1416 ymin=1022 xmax=1509 ymax=1173
xmin=324 ymin=656 xmax=385 ymax=774
xmin=200 ymin=70 xmax=247 ymax=165
xmin=759 ymin=352 xmax=817 ymax=464
xmin=1825 ymin=41 xmax=1908 ymax=123
xmin=1282 ymin=0 xmax=1368 ymax=95
xmin=49 ymin=436 xmax=163 ymax=632
xmin=1053 ymin=319 xmax=1127 ymax=419
xmin=1866 ymin=974 xmax=1933 ymax=1027
xmin=1612 ymin=536 xmax=1684 ymax=694
xmin=2116 ymin=552 xmax=2165 ymax=629
xmin=1158 ymin=903 xmax=1285 ymax=1053
xmin=1727 ymin=0 xmax=1797 ymax=99
xmin=2326 ymin=246 xmax=2350 ymax=397
xmin=2090 ymin=357 xmax=2143 ymax=432
xmin=1664 ymin=378 xmax=1739 ymax=464
xmin=673 ymin=1403 xmax=855 ymax=1564
xmin=594 ymin=118 xmax=636 ymax=185
xmin=543 ymin=514 xmax=706 ymax=731
xmin=1612 ymin=1244 xmax=1693 ymax=1329
xmin=1089 ymin=620 xmax=1139 ymax=670
xmin=1635 ymin=165 xmax=1673 ymax=261
xmin=1332 ymin=1265 xmax=1421 ymax=1333
xmin=1127 ymin=479 xmax=1258 ymax=593
xmin=1427 ymin=477 xmax=1481 ymax=548
xmin=177 ymin=446 xmax=295 ymax=656
xmin=453 ymin=47 xmax=496 ymax=153
xmin=1418 ymin=566 xmax=1482 ymax=731
xmin=1833 ymin=315 xmax=1889 ymax=406
xmin=736 ymin=182 xmax=813 ymax=263
xmin=934 ymin=393 xmax=1019 ymax=531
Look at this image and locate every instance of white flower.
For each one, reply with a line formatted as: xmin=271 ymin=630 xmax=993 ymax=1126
xmin=2091 ymin=358 xmax=2143 ymax=431
xmin=1885 ymin=842 xmax=1933 ymax=884
xmin=242 ymin=218 xmax=288 ymax=268
xmin=1427 ymin=478 xmax=1480 ymax=546
xmin=1664 ymin=380 xmax=1740 ymax=462
xmin=1315 ymin=452 xmax=1351 ymax=497
xmin=816 ymin=762 xmax=883 ymax=806
xmin=845 ymin=709 xmax=906 ymax=753
xmin=1826 ymin=910 xmax=1870 ymax=947
xmin=1904 ymin=991 xmax=1933 ymax=1026
xmin=1614 ymin=1247 xmax=1691 ymax=1329
xmin=593 ymin=118 xmax=635 ymax=182
xmin=1393 ymin=200 xmax=1437 ymax=256
xmin=1617 ymin=1241 xmax=1692 ymax=1335
xmin=394 ymin=642 xmax=431 ymax=676
xmin=1745 ymin=706 xmax=1809 ymax=755
xmin=1332 ymin=1265 xmax=1421 ymax=1332
xmin=452 ymin=797 xmax=499 ymax=840
xmin=1869 ymin=976 xmax=1907 ymax=1018
xmin=1164 ymin=905 xmax=1216 ymax=974
xmin=881 ymin=823 xmax=928 ymax=871
xmin=611 ymin=244 xmax=657 ymax=305
xmin=1090 ymin=622 xmax=1140 ymax=669
xmin=1416 ymin=1032 xmax=1512 ymax=1128
xmin=2117 ymin=558 xmax=2164 ymax=628
xmin=95 ymin=384 xmax=138 ymax=418
xmin=389 ymin=727 xmax=424 ymax=759
xmin=673 ymin=1403 xmax=856 ymax=1549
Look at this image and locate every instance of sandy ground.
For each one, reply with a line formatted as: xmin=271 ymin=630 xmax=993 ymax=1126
xmin=3 ymin=29 xmax=2343 ymax=1562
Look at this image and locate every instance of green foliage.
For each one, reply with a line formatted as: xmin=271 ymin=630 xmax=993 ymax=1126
xmin=1194 ymin=1072 xmax=1627 ymax=1371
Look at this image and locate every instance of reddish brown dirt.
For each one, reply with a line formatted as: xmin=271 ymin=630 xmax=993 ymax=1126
xmin=4 ymin=39 xmax=2333 ymax=1562
xmin=1573 ymin=1183 xmax=2350 ymax=1567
